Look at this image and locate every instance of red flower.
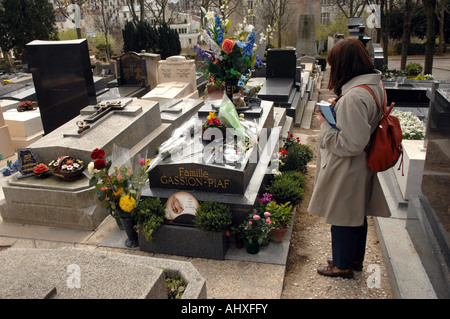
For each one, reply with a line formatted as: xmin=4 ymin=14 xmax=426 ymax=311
xmin=222 ymin=39 xmax=235 ymax=53
xmin=94 ymin=158 xmax=106 ymax=169
xmin=91 ymin=148 xmax=105 ymax=159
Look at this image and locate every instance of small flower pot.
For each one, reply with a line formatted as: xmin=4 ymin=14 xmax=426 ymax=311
xmin=272 ymin=227 xmax=288 ymax=243
xmin=244 ymin=240 xmax=260 ymax=254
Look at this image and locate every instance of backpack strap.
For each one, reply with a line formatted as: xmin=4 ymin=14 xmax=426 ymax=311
xmin=355 ymin=83 xmax=396 ymax=116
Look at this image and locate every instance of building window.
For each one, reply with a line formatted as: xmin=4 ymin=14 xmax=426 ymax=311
xmin=248 ymin=0 xmax=254 ymax=9
xmin=321 ymin=12 xmax=330 ymax=24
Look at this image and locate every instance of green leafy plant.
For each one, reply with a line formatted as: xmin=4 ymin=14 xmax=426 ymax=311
xmin=405 ymin=62 xmax=423 ymax=75
xmin=134 ymin=197 xmax=166 ymax=241
xmin=267 ymin=171 xmax=305 ymax=206
xmin=194 ymin=201 xmax=232 ymax=232
xmin=264 ymin=201 xmax=293 ymax=229
xmin=279 ymin=143 xmax=313 ymax=173
xmin=165 ymin=270 xmax=187 ymax=299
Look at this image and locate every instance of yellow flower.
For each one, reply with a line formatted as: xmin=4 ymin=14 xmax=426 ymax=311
xmin=119 ymin=195 xmax=136 ymax=213
xmin=207 ymin=112 xmax=216 ymax=120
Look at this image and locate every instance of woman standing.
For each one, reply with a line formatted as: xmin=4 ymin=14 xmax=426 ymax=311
xmin=308 ymin=37 xmax=391 ymax=279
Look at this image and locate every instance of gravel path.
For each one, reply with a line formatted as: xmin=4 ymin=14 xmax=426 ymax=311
xmin=281 ymin=73 xmax=394 ymax=299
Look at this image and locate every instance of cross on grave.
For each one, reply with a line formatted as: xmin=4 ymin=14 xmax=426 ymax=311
xmin=76 ymin=99 xmax=132 ymax=134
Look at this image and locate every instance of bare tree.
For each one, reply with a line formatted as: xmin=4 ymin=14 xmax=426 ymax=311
xmin=332 ymin=0 xmax=367 ymax=18
xmin=422 ymin=0 xmax=436 ymax=74
xmin=125 ymin=0 xmax=145 ymax=26
xmin=400 ymin=0 xmax=421 ymax=69
xmin=436 ymin=0 xmax=449 ymax=55
xmin=86 ymin=0 xmax=123 ymax=61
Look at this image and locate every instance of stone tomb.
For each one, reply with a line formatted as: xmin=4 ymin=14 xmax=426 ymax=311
xmin=0 ymin=98 xmax=178 ymax=230
xmin=141 ymin=56 xmax=199 ymax=101
xmin=0 ymin=107 xmax=14 ymax=158
xmin=137 ymin=100 xmax=280 ymax=259
xmin=3 ymin=108 xmax=44 ymax=149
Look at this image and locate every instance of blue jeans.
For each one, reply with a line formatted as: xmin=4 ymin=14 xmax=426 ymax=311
xmin=331 ymin=217 xmax=368 ymax=270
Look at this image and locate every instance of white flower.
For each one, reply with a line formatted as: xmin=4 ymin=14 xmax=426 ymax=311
xmin=244 ymin=24 xmax=254 ymax=33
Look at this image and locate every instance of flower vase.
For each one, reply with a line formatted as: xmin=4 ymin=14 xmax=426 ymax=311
xmin=244 ymin=240 xmax=260 ymax=254
xmin=225 ymin=79 xmax=239 ymax=101
xmin=120 ymin=216 xmax=139 ymax=248
xmin=235 ymin=235 xmax=244 ymax=249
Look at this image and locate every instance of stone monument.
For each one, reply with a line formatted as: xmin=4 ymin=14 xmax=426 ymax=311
xmin=0 ymin=107 xmax=15 ymax=158
xmin=0 ymin=98 xmax=171 ymax=230
xmin=141 ymin=55 xmax=199 ymax=101
xmin=26 ymin=39 xmax=97 ymax=135
xmin=406 ymin=84 xmax=450 ymax=298
xmin=296 ymin=15 xmax=318 ymax=57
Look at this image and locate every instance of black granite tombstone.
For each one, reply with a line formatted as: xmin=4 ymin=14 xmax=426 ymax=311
xmin=265 ymin=49 xmax=297 ymax=80
xmin=26 ymin=39 xmax=96 ymax=135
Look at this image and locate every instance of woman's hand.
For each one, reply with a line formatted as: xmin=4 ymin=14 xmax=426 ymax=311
xmin=316 ymin=109 xmax=327 ymax=125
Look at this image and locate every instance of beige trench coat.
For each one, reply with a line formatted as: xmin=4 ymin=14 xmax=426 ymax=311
xmin=308 ymin=70 xmax=391 ymax=227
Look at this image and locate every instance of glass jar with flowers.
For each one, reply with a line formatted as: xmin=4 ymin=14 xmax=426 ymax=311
xmin=202 ymin=112 xmax=226 ymax=142
xmin=86 ymin=147 xmax=150 ymax=247
xmin=236 ymin=210 xmax=273 ymax=254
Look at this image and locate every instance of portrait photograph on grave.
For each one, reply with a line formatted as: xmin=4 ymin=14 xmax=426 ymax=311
xmin=164 ymin=192 xmax=199 ymax=225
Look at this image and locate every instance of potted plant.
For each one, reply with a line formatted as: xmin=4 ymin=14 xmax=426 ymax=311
xmin=267 ymin=171 xmax=305 ymax=207
xmin=264 ymin=201 xmax=293 ymax=243
xmin=134 ymin=197 xmax=166 ymax=242
xmin=236 ymin=211 xmax=273 ymax=254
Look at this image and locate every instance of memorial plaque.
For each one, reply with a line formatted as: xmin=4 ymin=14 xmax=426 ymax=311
xmin=17 ymin=148 xmax=39 ymax=177
xmin=26 ymin=39 xmax=96 ymax=135
xmin=165 ymin=192 xmax=199 ymax=225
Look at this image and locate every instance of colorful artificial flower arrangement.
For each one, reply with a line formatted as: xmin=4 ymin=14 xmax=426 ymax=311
xmin=203 ymin=112 xmax=224 ymax=129
xmin=192 ymin=1 xmax=274 ymax=89
xmin=17 ymin=100 xmax=37 ymax=112
xmin=33 ymin=163 xmax=50 ymax=176
xmin=87 ymin=147 xmax=150 ymax=218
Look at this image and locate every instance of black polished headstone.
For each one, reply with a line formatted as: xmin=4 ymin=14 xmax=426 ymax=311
xmin=26 ymin=39 xmax=96 ymax=135
xmin=266 ymin=49 xmax=297 ymax=80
